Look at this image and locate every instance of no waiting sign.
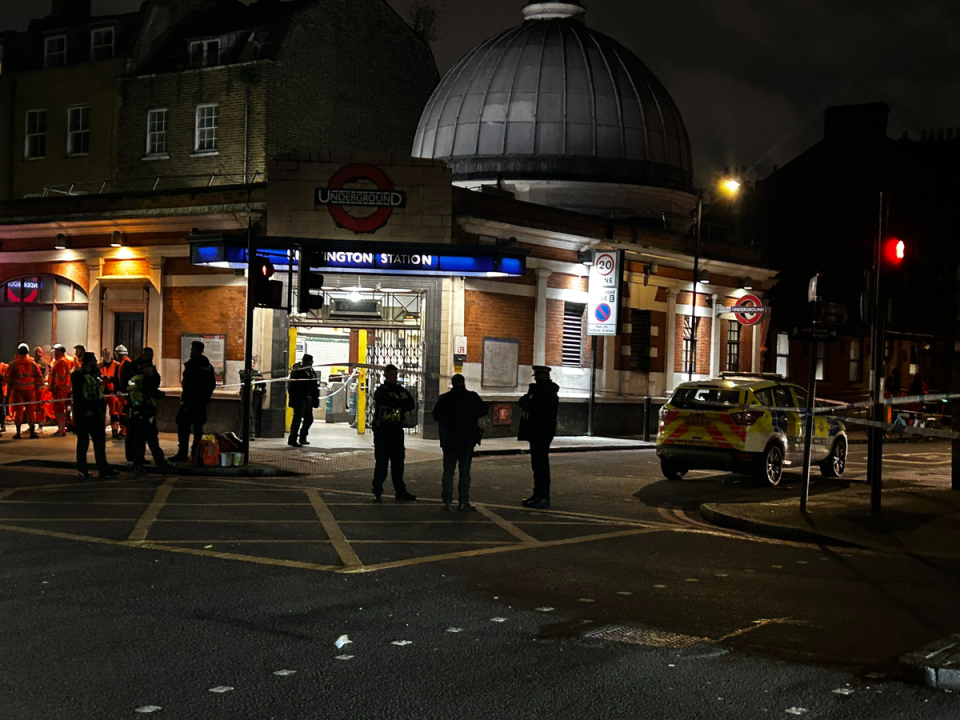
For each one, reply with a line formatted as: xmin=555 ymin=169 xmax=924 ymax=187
xmin=587 ymin=250 xmax=623 ymax=336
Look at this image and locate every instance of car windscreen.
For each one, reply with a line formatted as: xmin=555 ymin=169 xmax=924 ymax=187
xmin=670 ymin=387 xmax=742 ymax=410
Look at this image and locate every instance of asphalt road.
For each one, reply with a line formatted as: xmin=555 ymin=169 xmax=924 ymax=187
xmin=2 ymin=444 xmax=959 ymax=719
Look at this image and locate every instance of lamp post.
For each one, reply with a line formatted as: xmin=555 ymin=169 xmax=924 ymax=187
xmin=689 ymin=177 xmax=741 ymax=382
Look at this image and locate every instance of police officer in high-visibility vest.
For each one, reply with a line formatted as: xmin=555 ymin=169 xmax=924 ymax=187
xmin=71 ymin=352 xmax=117 ymax=479
xmin=371 ymin=364 xmax=417 ymax=503
xmin=127 ymin=363 xmax=174 ymax=477
xmin=5 ymin=343 xmax=43 ymax=439
xmin=49 ymin=344 xmax=73 ymax=436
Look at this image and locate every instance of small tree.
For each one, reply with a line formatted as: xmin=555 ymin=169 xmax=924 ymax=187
xmin=406 ymin=0 xmax=443 ymax=45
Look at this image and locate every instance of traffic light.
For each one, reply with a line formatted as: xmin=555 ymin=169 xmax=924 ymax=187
xmin=251 ymin=256 xmax=284 ymax=309
xmin=884 ymin=237 xmax=906 ymax=266
xmin=297 ymin=250 xmax=325 ymax=314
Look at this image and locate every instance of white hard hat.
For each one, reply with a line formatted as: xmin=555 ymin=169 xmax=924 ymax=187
xmin=115 ymin=345 xmax=128 ymax=354
xmin=17 ymin=343 xmax=29 ymax=353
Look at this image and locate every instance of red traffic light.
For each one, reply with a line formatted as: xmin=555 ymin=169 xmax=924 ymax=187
xmin=260 ymin=259 xmax=275 ymax=278
xmin=884 ymin=238 xmax=906 ymax=265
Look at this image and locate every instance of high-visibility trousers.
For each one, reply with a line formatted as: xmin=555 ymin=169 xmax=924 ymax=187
xmin=8 ymin=390 xmax=37 ymax=425
xmin=52 ymin=388 xmax=70 ymax=425
xmin=105 ymin=394 xmax=122 ymax=429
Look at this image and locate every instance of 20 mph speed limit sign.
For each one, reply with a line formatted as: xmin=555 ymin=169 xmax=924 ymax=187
xmin=587 ymin=250 xmax=623 ymax=336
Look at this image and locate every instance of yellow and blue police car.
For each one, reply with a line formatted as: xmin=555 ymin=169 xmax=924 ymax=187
xmin=656 ymin=374 xmax=847 ymax=486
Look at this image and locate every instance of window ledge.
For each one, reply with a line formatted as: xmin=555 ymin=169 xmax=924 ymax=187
xmin=24 ymin=156 xmax=46 ymax=162
xmin=141 ymin=154 xmax=169 ymax=161
xmin=190 ymin=150 xmax=219 ymax=158
xmin=66 ymin=153 xmax=90 ymax=158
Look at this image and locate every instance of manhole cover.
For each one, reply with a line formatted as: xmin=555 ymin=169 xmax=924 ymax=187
xmin=583 ymin=624 xmax=706 ymax=649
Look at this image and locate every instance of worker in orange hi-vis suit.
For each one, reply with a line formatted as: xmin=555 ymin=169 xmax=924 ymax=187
xmin=112 ymin=345 xmax=131 ymax=437
xmin=100 ymin=347 xmax=121 ymax=438
xmin=5 ymin=343 xmax=43 ymax=439
xmin=0 ymin=354 xmax=8 ymax=435
xmin=49 ymin=344 xmax=73 ymax=436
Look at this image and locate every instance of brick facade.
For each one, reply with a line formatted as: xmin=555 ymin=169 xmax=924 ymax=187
xmin=464 ymin=289 xmax=535 ymax=367
xmin=162 ymin=286 xmax=246 ymax=362
xmin=0 ymin=260 xmax=90 ymax=294
xmin=674 ymin=314 xmax=712 ymax=375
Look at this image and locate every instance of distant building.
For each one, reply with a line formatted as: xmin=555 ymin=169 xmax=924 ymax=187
xmin=759 ymin=102 xmax=960 ymax=405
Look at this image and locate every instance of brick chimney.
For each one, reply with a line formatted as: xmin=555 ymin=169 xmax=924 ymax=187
xmin=50 ymin=0 xmax=92 ymax=21
xmin=823 ymin=102 xmax=890 ymax=143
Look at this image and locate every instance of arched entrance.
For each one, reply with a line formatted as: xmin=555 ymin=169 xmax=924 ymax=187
xmin=0 ymin=275 xmax=89 ymax=355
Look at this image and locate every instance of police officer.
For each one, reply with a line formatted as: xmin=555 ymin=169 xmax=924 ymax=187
xmin=287 ymin=354 xmax=319 ymax=448
xmin=371 ymin=364 xmax=417 ymax=503
xmin=171 ymin=341 xmax=217 ymax=462
xmin=432 ymin=374 xmax=488 ymax=511
xmin=71 ymin=352 xmax=117 ymax=480
xmin=518 ymin=365 xmax=560 ymax=509
xmin=127 ymin=363 xmax=174 ymax=477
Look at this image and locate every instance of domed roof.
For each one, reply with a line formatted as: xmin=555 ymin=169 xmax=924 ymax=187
xmin=412 ymin=2 xmax=693 ymax=192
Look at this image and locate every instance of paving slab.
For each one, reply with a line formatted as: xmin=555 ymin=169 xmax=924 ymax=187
xmin=702 ymin=485 xmax=960 ymax=561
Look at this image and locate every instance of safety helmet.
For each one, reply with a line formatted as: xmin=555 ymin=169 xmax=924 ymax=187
xmin=115 ymin=345 xmax=128 ymax=355
xmin=17 ymin=343 xmax=28 ymax=354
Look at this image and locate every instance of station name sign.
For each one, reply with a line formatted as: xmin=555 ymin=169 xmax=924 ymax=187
xmin=307 ymin=248 xmax=525 ymax=277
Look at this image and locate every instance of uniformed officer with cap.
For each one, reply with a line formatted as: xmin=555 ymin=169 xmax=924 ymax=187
xmin=518 ymin=365 xmax=560 ymax=509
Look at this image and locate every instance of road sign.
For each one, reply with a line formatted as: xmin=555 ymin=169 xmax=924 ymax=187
xmin=790 ymin=324 xmax=840 ymax=342
xmin=587 ymin=250 xmax=623 ymax=336
xmin=733 ymin=294 xmax=766 ymax=326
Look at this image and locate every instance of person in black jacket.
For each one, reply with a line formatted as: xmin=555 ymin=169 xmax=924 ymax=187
xmin=371 ymin=364 xmax=417 ymax=503
xmin=72 ymin=352 xmax=117 ymax=480
xmin=127 ymin=363 xmax=175 ymax=477
xmin=171 ymin=341 xmax=217 ymax=462
xmin=432 ymin=374 xmax=488 ymax=511
xmin=518 ymin=366 xmax=560 ymax=509
xmin=287 ymin=354 xmax=320 ymax=448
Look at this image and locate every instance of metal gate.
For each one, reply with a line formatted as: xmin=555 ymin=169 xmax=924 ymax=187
xmin=365 ymin=294 xmax=425 ymax=433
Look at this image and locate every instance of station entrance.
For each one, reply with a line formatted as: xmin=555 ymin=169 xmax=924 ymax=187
xmin=290 ymin=276 xmax=427 ymax=436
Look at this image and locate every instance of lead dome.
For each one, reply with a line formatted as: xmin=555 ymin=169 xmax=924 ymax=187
xmin=413 ymin=2 xmax=695 ymax=218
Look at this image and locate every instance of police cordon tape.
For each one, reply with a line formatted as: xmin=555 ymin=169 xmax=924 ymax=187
xmin=2 ymin=365 xmax=366 ymax=409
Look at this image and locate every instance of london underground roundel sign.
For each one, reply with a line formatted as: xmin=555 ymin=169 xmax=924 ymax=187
xmin=315 ymin=164 xmax=407 ymax=234
xmin=733 ymin=294 xmax=766 ymax=326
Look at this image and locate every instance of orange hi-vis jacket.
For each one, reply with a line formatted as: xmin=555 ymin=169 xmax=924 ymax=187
xmin=50 ymin=356 xmax=73 ymax=395
xmin=6 ymin=355 xmax=43 ymax=392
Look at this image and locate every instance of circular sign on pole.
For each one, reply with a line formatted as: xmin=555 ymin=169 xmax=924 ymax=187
xmin=733 ymin=294 xmax=765 ymax=326
xmin=322 ymin=164 xmax=402 ymax=234
xmin=595 ymin=253 xmax=616 ymax=276
xmin=595 ymin=303 xmax=612 ymax=322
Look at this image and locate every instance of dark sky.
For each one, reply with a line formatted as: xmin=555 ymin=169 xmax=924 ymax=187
xmin=4 ymin=0 xmax=959 ymax=183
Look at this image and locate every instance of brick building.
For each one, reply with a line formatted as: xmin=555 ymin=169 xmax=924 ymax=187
xmin=0 ymin=0 xmax=439 ymax=436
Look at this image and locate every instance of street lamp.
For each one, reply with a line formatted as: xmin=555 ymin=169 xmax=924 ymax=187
xmin=689 ymin=176 xmax=742 ymax=381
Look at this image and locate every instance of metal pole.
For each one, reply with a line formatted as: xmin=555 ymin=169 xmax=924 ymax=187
xmin=868 ymin=192 xmax=887 ymax=515
xmin=643 ymin=396 xmax=652 ymax=443
xmin=689 ymin=191 xmax=703 ymax=381
xmin=241 ymin=217 xmax=254 ymax=466
xmin=799 ymin=284 xmax=820 ymax=513
xmin=588 ymin=336 xmax=598 ymax=436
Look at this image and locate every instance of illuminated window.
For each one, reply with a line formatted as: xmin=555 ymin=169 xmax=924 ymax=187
xmin=0 ymin=276 xmax=88 ymax=351
xmin=725 ymin=321 xmax=741 ymax=372
xmin=67 ymin=106 xmax=90 ymax=155
xmin=91 ymin=27 xmax=115 ymax=61
xmin=776 ymin=332 xmax=789 ymax=378
xmin=849 ymin=339 xmax=862 ymax=383
xmin=682 ymin=315 xmax=699 ymax=375
xmin=44 ymin=35 xmax=66 ymax=67
xmin=146 ymin=109 xmax=168 ymax=155
xmin=816 ymin=342 xmax=825 ymax=382
xmin=25 ymin=110 xmax=47 ymax=159
xmin=195 ymin=104 xmax=218 ymax=152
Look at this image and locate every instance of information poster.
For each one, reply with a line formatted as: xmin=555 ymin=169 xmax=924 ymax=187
xmin=180 ymin=334 xmax=226 ymax=386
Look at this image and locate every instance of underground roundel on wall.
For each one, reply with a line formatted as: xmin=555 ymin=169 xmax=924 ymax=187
xmin=314 ymin=164 xmax=407 ymax=234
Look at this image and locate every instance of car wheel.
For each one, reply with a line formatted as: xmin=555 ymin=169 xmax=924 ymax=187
xmin=756 ymin=443 xmax=784 ymax=486
xmin=819 ymin=437 xmax=847 ymax=478
xmin=661 ymin=460 xmax=688 ymax=481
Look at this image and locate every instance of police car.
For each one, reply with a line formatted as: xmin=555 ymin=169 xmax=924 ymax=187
xmin=656 ymin=374 xmax=847 ymax=486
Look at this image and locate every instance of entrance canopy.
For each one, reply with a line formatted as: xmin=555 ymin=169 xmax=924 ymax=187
xmin=191 ymin=238 xmax=527 ymax=278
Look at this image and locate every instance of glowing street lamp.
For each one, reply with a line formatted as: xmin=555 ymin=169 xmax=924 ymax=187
xmin=721 ymin=178 xmax=742 ymax=196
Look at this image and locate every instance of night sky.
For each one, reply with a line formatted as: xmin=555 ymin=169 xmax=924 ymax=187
xmin=3 ymin=0 xmax=958 ymax=183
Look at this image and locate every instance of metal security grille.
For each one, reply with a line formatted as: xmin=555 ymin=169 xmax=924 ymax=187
xmin=682 ymin=316 xmax=698 ymax=374
xmin=726 ymin=321 xmax=740 ymax=371
xmin=562 ymin=303 xmax=584 ymax=367
xmin=629 ymin=310 xmax=651 ymax=372
xmin=365 ymin=295 xmax=425 ymax=433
